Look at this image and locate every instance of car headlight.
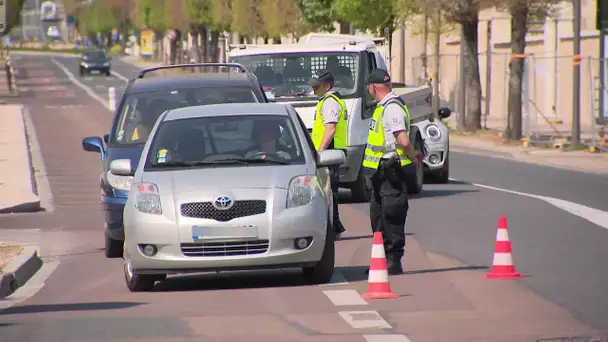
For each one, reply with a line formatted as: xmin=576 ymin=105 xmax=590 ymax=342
xmin=134 ymin=183 xmax=162 ymax=215
xmin=106 ymin=170 xmax=134 ymax=191
xmin=81 ymin=62 xmax=89 ymax=68
xmin=286 ymin=175 xmax=316 ymax=208
xmin=103 ymin=62 xmax=110 ymax=66
xmin=425 ymin=124 xmax=442 ymax=142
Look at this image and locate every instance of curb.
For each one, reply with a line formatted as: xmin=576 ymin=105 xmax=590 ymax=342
xmin=0 ymin=246 xmax=43 ymax=299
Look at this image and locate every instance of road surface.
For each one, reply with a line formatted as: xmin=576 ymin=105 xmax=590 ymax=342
xmin=0 ymin=54 xmax=607 ymax=342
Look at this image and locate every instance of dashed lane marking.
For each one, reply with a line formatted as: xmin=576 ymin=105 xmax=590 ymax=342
xmin=364 ymin=335 xmax=412 ymax=342
xmin=323 ymin=289 xmax=368 ymax=306
xmin=51 ymin=58 xmax=111 ymax=111
xmin=338 ymin=311 xmax=392 ymax=329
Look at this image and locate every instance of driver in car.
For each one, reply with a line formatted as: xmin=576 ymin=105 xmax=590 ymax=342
xmin=245 ymin=120 xmax=291 ymax=160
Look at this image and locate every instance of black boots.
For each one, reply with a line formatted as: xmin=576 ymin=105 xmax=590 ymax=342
xmin=364 ymin=254 xmax=403 ymax=275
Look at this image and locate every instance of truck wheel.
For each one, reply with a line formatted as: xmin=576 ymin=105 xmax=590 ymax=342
xmin=302 ymin=217 xmax=335 ymax=284
xmin=434 ymin=153 xmax=449 ymax=183
xmin=350 ymin=168 xmax=371 ymax=203
xmin=407 ymin=136 xmax=424 ymax=194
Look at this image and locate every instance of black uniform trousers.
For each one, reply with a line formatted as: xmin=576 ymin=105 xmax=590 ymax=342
xmin=330 ymin=166 xmax=346 ymax=235
xmin=369 ymin=160 xmax=408 ymax=261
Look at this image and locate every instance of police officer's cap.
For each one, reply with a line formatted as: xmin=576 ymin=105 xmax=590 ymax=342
xmin=367 ymin=69 xmax=391 ymax=84
xmin=308 ymin=69 xmax=334 ymax=86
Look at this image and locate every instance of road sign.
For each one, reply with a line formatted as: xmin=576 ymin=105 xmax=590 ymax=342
xmin=167 ymin=29 xmax=176 ymax=41
xmin=1 ymin=0 xmax=7 ymax=36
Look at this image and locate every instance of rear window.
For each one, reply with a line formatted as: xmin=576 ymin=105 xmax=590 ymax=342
xmin=111 ymin=86 xmax=259 ymax=145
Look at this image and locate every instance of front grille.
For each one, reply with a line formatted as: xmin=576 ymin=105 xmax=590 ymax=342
xmin=181 ymin=240 xmax=269 ymax=257
xmin=181 ymin=200 xmax=267 ymax=221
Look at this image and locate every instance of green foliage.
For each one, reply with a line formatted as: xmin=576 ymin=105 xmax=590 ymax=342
xmin=184 ymin=0 xmax=213 ymax=27
xmin=138 ymin=0 xmax=168 ymax=31
xmin=231 ymin=0 xmax=265 ymax=37
xmin=210 ymin=0 xmax=233 ymax=31
xmin=109 ymin=44 xmax=123 ymax=55
xmin=79 ymin=1 xmax=119 ymax=36
xmin=296 ymin=0 xmax=337 ymax=32
xmin=332 ymin=0 xmax=402 ymax=33
xmin=259 ymin=0 xmax=302 ymax=38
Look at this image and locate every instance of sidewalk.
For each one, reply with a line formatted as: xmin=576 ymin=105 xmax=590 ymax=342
xmin=448 ymin=127 xmax=608 ymax=175
xmin=0 ymin=104 xmax=41 ymax=213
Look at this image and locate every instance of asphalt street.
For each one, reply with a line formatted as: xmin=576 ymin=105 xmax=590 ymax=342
xmin=0 ymin=54 xmax=607 ymax=342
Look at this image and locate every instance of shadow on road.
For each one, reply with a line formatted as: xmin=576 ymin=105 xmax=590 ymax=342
xmin=339 ymin=232 xmax=414 ymax=241
xmin=336 ymin=264 xmax=489 ymax=283
xmin=153 ymin=269 xmax=315 ymax=292
xmin=409 ymin=188 xmax=479 ymax=199
xmin=0 ymin=302 xmax=145 ymax=315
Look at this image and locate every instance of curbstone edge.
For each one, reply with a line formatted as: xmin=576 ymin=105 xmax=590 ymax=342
xmin=0 ymin=246 xmax=43 ymax=299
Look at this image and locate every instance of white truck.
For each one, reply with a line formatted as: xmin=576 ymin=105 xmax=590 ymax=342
xmin=226 ymin=33 xmax=451 ymax=202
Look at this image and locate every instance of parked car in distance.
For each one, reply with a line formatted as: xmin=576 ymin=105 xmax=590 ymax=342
xmin=81 ymin=63 xmax=270 ymax=259
xmin=79 ymin=50 xmax=112 ymax=76
xmin=112 ymin=103 xmax=345 ymax=291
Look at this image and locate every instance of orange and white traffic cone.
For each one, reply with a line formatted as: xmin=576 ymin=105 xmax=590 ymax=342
xmin=485 ymin=216 xmax=523 ymax=279
xmin=361 ymin=232 xmax=400 ymax=299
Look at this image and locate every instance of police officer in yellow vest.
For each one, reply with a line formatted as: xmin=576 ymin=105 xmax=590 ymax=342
xmin=363 ymin=69 xmax=424 ymax=275
xmin=309 ymin=69 xmax=347 ymax=239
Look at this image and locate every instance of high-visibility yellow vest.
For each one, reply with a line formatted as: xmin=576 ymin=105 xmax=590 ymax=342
xmin=362 ymin=98 xmax=412 ymax=170
xmin=311 ymin=93 xmax=347 ymax=150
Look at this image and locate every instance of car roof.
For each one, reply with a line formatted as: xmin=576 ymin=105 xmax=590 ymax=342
xmin=83 ymin=50 xmax=105 ymax=55
xmin=164 ymin=103 xmax=291 ymax=121
xmin=128 ymin=73 xmax=256 ymax=94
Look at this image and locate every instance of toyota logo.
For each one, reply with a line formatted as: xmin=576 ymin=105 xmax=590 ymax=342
xmin=213 ymin=196 xmax=234 ymax=210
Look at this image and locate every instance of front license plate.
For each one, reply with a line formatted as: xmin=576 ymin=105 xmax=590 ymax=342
xmin=192 ymin=225 xmax=258 ymax=240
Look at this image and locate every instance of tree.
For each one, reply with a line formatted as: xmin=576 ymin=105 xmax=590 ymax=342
xmin=1 ymin=0 xmax=26 ymax=36
xmin=79 ymin=1 xmax=118 ymax=38
xmin=259 ymin=0 xmax=302 ymax=41
xmin=501 ymin=0 xmax=559 ymax=140
xmin=184 ymin=0 xmax=213 ymax=62
xmin=231 ymin=0 xmax=266 ymax=42
xmin=420 ymin=0 xmax=492 ymax=132
xmin=296 ymin=0 xmax=337 ymax=32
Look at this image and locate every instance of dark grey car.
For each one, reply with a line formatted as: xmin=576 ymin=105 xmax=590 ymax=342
xmin=79 ymin=50 xmax=111 ymax=76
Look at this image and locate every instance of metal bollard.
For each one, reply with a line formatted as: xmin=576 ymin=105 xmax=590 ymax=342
xmin=108 ymin=87 xmax=116 ymax=111
xmin=5 ymin=60 xmax=13 ymax=94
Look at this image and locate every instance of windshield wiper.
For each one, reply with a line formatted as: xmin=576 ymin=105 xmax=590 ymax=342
xmin=213 ymin=157 xmax=289 ymax=165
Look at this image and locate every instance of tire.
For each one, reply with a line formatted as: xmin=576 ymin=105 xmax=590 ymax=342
xmin=350 ymin=168 xmax=371 ymax=203
xmin=124 ymin=257 xmax=156 ymax=292
xmin=78 ymin=67 xmax=84 ymax=77
xmin=105 ymin=69 xmax=111 ymax=76
xmin=302 ymin=218 xmax=335 ymax=284
xmin=434 ymin=152 xmax=449 ymax=183
xmin=105 ymin=234 xmax=124 ymax=258
xmin=407 ymin=135 xmax=424 ymax=194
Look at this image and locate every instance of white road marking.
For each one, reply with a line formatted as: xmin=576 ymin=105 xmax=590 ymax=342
xmin=22 ymin=106 xmax=54 ymax=212
xmin=338 ymin=310 xmax=392 ymax=329
xmin=319 ymin=270 xmax=349 ymax=286
xmin=112 ymin=70 xmax=130 ymax=83
xmin=51 ymin=58 xmax=110 ymax=111
xmin=364 ymin=335 xmax=412 ymax=342
xmin=323 ymin=289 xmax=368 ymax=306
xmin=452 ymin=178 xmax=608 ymax=231
xmin=0 ymin=260 xmax=61 ymax=311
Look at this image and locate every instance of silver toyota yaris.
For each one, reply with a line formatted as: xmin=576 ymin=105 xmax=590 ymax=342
xmin=109 ymin=103 xmax=346 ymax=291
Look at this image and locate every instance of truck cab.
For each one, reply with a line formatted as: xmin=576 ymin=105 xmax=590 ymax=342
xmin=227 ymin=36 xmax=451 ymax=201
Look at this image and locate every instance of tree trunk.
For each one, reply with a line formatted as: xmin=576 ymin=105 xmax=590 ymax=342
xmin=210 ymin=30 xmax=220 ymax=63
xmin=462 ymin=15 xmax=482 ymax=132
xmin=200 ymin=26 xmax=208 ymax=62
xmin=507 ymin=4 xmax=528 ymax=140
xmin=338 ymin=21 xmax=350 ymax=34
xmin=191 ymin=29 xmax=200 ymax=63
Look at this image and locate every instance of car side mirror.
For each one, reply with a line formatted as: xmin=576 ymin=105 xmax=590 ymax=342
xmin=82 ymin=136 xmax=106 ymax=160
xmin=109 ymin=159 xmax=132 ymax=176
xmin=103 ymin=133 xmax=110 ymax=144
xmin=438 ymin=107 xmax=452 ymax=119
xmin=317 ymin=150 xmax=346 ymax=168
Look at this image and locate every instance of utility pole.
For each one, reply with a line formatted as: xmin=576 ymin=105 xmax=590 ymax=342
xmin=598 ymin=0 xmax=608 ymax=124
xmin=432 ymin=12 xmax=441 ymax=117
xmin=484 ymin=19 xmax=492 ymax=130
xmin=571 ymin=0 xmax=581 ymax=148
xmin=457 ymin=24 xmax=466 ymax=130
xmin=399 ymin=18 xmax=405 ymax=83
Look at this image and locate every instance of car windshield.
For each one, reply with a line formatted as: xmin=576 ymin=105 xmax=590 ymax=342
xmin=112 ymin=86 xmax=259 ymax=145
xmin=230 ymin=52 xmax=359 ymax=101
xmin=144 ymin=114 xmax=305 ymax=169
xmin=85 ymin=51 xmax=106 ymax=61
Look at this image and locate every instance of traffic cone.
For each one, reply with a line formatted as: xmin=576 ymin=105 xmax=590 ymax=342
xmin=485 ymin=216 xmax=523 ymax=279
xmin=361 ymin=232 xmax=400 ymax=299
